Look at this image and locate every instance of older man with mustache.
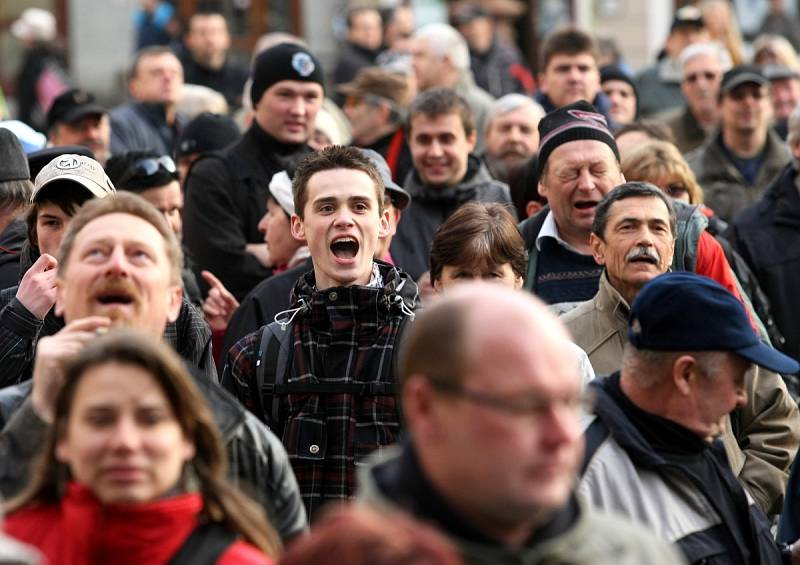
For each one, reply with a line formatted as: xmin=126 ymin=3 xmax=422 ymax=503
xmin=561 ymin=181 xmax=800 ymax=518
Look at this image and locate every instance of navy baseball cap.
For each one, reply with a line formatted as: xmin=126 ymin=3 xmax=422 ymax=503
xmin=629 ymin=272 xmax=799 ymax=374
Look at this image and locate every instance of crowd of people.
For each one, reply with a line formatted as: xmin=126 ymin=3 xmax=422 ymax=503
xmin=2 ymin=0 xmax=800 ymax=563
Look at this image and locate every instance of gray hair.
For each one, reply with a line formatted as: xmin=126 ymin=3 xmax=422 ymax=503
xmin=486 ymin=94 xmax=545 ymax=126
xmin=678 ymin=42 xmax=732 ymax=76
xmin=622 ymin=344 xmax=731 ymax=389
xmin=592 ymin=181 xmax=677 ymax=240
xmin=413 ymin=23 xmax=470 ymax=72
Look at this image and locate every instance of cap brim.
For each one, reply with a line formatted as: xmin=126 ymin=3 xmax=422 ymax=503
xmin=737 ymin=341 xmax=800 ymax=375
xmin=34 ymin=174 xmax=109 ymax=202
xmin=386 ymin=185 xmax=410 ymax=211
xmin=722 ymin=74 xmax=770 ymax=95
xmin=59 ymin=105 xmax=106 ymax=125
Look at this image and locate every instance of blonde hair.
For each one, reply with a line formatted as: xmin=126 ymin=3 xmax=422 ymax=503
xmin=621 ymin=140 xmax=704 ymax=204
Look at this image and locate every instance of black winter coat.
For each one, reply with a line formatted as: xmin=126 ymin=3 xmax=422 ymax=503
xmin=727 ymin=165 xmax=800 ymax=362
xmin=182 ymin=122 xmax=312 ymax=300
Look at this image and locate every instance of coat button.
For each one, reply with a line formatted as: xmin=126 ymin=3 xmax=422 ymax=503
xmin=309 ymin=444 xmax=320 ymax=454
xmin=329 ymin=292 xmax=338 ymax=301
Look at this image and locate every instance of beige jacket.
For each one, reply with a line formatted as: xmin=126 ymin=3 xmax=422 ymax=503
xmin=561 ymin=272 xmax=800 ymax=516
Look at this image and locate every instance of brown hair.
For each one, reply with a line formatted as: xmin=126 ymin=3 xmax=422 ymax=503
xmin=407 ymin=88 xmax=474 ymax=137
xmin=539 ymin=27 xmax=599 ymax=72
xmin=129 ymin=45 xmax=180 ymax=81
xmin=57 ymin=192 xmax=183 ymax=285
xmin=5 ymin=329 xmax=281 ymax=557
xmin=429 ymin=202 xmax=528 ymax=284
xmin=292 ymin=145 xmax=384 ymax=219
xmin=25 ymin=181 xmax=95 ymax=249
xmin=281 ymin=504 xmax=462 ymax=565
xmin=621 ymin=140 xmax=704 ymax=204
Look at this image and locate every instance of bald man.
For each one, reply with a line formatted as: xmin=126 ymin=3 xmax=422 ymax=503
xmin=358 ymin=283 xmax=684 ymax=564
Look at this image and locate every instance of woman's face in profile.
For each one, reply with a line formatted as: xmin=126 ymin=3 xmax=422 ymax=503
xmin=434 ymin=262 xmax=523 ymax=293
xmin=56 ymin=362 xmax=195 ymax=504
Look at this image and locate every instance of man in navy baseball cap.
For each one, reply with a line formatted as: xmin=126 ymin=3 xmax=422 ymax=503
xmin=629 ymin=272 xmax=799 ymax=374
xmin=579 ymin=271 xmax=800 ymax=563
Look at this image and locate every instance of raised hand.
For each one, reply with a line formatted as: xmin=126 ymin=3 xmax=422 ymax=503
xmin=31 ymin=316 xmax=111 ymax=423
xmin=16 ymin=253 xmax=59 ymax=320
xmin=201 ymin=270 xmax=240 ymax=331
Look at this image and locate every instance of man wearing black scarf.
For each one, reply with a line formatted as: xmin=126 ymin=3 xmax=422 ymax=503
xmin=580 ymin=272 xmax=800 ymax=564
xmin=182 ymin=43 xmax=324 ymax=301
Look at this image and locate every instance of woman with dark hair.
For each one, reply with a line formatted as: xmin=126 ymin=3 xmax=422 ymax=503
xmin=429 ymin=201 xmax=527 ymax=292
xmin=3 ymin=329 xmax=279 ymax=564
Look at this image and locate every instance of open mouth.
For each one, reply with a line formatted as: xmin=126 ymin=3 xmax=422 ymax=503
xmin=628 ymin=255 xmax=659 ymax=265
xmin=574 ymin=201 xmax=598 ymax=210
xmin=330 ymin=236 xmax=359 ymax=260
xmin=95 ymin=290 xmax=135 ymax=306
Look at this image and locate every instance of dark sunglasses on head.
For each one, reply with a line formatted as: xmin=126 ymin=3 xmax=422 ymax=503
xmin=118 ymin=156 xmax=178 ymax=186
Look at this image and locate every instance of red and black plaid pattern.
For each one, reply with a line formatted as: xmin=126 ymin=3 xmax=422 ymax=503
xmin=225 ymin=262 xmax=419 ymax=518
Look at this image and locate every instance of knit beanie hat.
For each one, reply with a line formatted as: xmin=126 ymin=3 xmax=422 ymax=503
xmin=250 ymin=43 xmax=325 ymax=107
xmin=0 ymin=128 xmax=30 ymax=182
xmin=537 ymin=100 xmax=619 ymax=178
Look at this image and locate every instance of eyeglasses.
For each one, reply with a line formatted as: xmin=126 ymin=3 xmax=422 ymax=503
xmin=430 ymin=380 xmax=595 ymax=420
xmin=117 ymin=156 xmax=178 ymax=186
xmin=685 ymin=71 xmax=718 ymax=84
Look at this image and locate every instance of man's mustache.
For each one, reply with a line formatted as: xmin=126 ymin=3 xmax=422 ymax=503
xmin=625 ymin=246 xmax=660 ymax=264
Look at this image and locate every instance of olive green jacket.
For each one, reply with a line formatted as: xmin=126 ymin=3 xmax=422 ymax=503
xmin=358 ymin=446 xmax=687 ymax=565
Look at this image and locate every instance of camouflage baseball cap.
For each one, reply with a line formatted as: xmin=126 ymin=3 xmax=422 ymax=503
xmin=32 ymin=154 xmax=115 ymax=203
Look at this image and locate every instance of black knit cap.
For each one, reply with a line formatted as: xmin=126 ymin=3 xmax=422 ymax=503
xmin=250 ymin=43 xmax=325 ymax=107
xmin=0 ymin=128 xmax=31 ymax=182
xmin=536 ymin=100 xmax=620 ymax=178
xmin=600 ymin=65 xmax=636 ymax=93
xmin=176 ymin=112 xmax=240 ymax=158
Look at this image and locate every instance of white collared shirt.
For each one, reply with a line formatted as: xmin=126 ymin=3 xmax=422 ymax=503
xmin=535 ymin=211 xmax=585 ymax=255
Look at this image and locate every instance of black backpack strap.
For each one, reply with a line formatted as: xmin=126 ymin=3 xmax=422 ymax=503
xmin=168 ymin=521 xmax=237 ymax=565
xmin=256 ymin=321 xmax=293 ymax=427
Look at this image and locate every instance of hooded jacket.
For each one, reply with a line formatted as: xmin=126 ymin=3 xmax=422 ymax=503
xmin=390 ymin=156 xmax=512 ymax=280
xmin=358 ymin=444 xmax=687 ymax=565
xmin=223 ymin=261 xmax=419 ymax=517
xmin=562 ymin=271 xmax=800 ymax=516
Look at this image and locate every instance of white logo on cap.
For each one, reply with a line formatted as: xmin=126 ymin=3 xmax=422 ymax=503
xmin=292 ymin=52 xmax=315 ymax=77
xmin=55 ymin=156 xmax=81 ymax=170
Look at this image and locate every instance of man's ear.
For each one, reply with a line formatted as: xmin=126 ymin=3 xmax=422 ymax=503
xmin=166 ymin=285 xmax=183 ymax=323
xmin=378 ymin=208 xmax=390 ymax=238
xmin=466 ymin=130 xmax=477 ymax=153
xmin=402 ymin=375 xmax=442 ymax=440
xmin=290 ymin=213 xmax=306 ymax=242
xmin=589 ymin=232 xmax=606 ymax=265
xmin=526 ymin=201 xmax=543 ymax=217
xmin=537 ymin=180 xmax=549 ymax=200
xmin=672 ymin=355 xmax=697 ymax=396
